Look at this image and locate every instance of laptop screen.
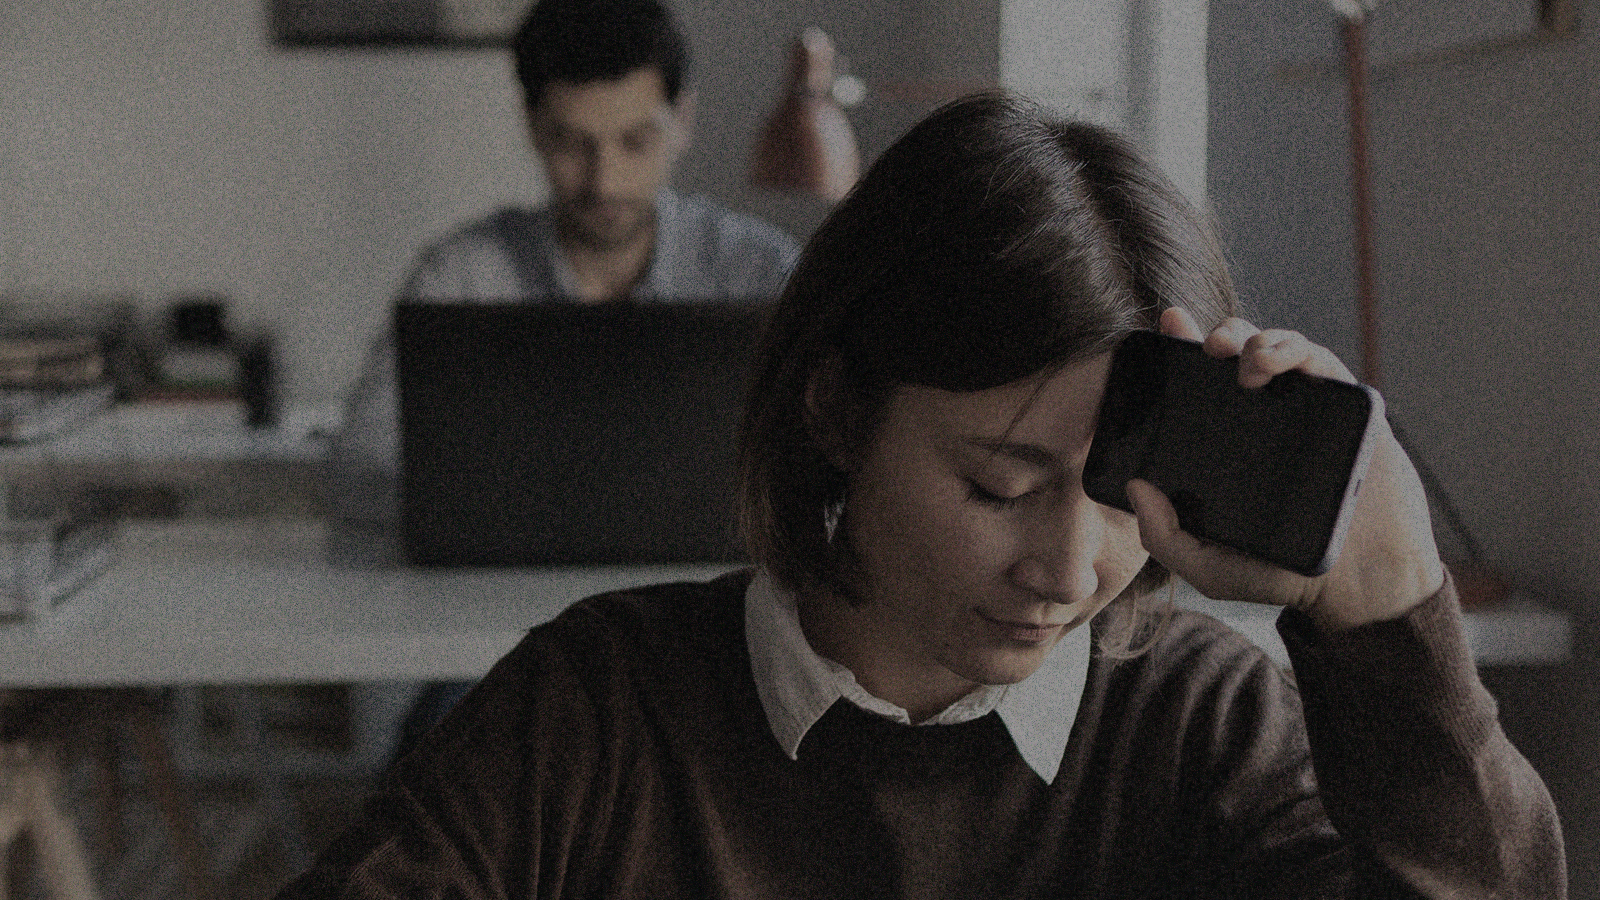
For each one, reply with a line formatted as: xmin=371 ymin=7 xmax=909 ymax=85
xmin=395 ymin=300 xmax=772 ymax=567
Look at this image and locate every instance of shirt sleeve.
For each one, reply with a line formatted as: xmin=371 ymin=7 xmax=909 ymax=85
xmin=399 ymin=211 xmax=549 ymax=300
xmin=324 ymin=329 xmax=401 ymax=528
xmin=712 ymin=221 xmax=799 ymax=298
xmin=1277 ymin=576 xmax=1567 ymax=898
xmin=324 ymin=211 xmax=545 ymax=529
xmin=647 ymin=193 xmax=800 ymax=300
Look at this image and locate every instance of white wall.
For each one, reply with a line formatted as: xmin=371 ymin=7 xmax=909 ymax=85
xmin=0 ymin=0 xmax=541 ymax=400
xmin=1208 ymin=1 xmax=1600 ymax=609
xmin=0 ymin=0 xmax=1014 ymax=403
xmin=671 ymin=0 xmax=935 ymax=241
xmin=1001 ymin=0 xmax=1133 ymax=125
xmin=1208 ymin=7 xmax=1600 ymax=888
xmin=1000 ymin=0 xmax=1208 ymax=204
xmin=1 ymin=0 xmax=1206 ymax=402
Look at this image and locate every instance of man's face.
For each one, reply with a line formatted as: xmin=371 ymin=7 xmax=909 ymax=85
xmin=527 ymin=66 xmax=689 ymax=252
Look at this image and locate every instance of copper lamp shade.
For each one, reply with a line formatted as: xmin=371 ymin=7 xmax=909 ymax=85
xmin=750 ymin=27 xmax=862 ymax=202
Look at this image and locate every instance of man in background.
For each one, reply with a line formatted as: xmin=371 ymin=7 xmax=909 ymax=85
xmin=327 ymin=0 xmax=799 ymax=533
xmin=325 ymin=0 xmax=798 ymax=759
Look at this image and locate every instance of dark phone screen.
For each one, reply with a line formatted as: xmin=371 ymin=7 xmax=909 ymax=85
xmin=1083 ymin=331 xmax=1379 ymax=576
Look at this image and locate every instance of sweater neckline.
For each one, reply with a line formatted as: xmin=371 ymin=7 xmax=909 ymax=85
xmin=744 ymin=569 xmax=1091 ymax=784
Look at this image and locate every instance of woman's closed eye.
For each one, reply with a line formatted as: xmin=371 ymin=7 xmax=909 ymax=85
xmin=966 ymin=479 xmax=1033 ymax=509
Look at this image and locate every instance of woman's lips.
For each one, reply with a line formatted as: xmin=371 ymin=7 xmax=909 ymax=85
xmin=977 ymin=611 xmax=1065 ymax=644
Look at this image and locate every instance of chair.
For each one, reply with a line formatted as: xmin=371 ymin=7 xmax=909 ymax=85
xmin=0 ymin=689 xmax=219 ymax=900
xmin=0 ymin=738 xmax=100 ymax=900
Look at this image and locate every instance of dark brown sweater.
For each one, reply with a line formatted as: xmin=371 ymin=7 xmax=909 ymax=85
xmin=278 ymin=570 xmax=1564 ymax=899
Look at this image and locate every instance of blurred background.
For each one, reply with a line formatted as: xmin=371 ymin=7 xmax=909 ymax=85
xmin=2 ymin=0 xmax=1595 ymax=894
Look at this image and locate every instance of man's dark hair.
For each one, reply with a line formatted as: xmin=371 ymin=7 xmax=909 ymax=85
xmin=513 ymin=0 xmax=689 ymax=110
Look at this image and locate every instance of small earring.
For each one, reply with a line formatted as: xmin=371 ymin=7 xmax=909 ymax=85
xmin=823 ymin=498 xmax=845 ymax=543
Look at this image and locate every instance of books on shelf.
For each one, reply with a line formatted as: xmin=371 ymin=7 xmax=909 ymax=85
xmin=0 ymin=330 xmax=118 ymax=443
xmin=0 ymin=334 xmax=105 ymax=388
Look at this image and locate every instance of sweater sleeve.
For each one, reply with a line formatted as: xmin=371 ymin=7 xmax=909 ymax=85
xmin=273 ymin=602 xmax=639 ymax=900
xmin=1277 ymin=576 xmax=1567 ymax=898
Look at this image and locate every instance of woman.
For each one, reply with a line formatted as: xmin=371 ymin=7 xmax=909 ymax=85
xmin=278 ymin=93 xmax=1563 ymax=898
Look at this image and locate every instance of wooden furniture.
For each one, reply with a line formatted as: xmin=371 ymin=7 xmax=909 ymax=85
xmin=1 ymin=689 xmax=219 ymax=900
xmin=0 ymin=729 xmax=101 ymax=900
xmin=0 ymin=397 xmax=322 ymax=900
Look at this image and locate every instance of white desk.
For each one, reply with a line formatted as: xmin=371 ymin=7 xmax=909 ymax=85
xmin=0 ymin=399 xmax=1575 ymax=682
xmin=0 ymin=518 xmax=736 ymax=688
xmin=0 ymin=517 xmax=1573 ymax=690
xmin=1180 ymin=592 xmax=1573 ymax=668
xmin=0 ymin=518 xmax=739 ymax=788
xmin=0 ymin=514 xmax=1570 ymax=791
xmin=0 ymin=398 xmax=338 ymax=464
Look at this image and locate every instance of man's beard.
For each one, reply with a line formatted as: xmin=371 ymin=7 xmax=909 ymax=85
xmin=556 ymin=195 xmax=656 ymax=252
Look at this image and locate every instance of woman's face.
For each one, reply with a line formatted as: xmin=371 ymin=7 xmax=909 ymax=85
xmin=806 ymin=353 xmax=1150 ymax=719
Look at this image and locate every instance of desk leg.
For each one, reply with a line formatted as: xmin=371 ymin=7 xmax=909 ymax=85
xmin=217 ymin=688 xmax=311 ymax=869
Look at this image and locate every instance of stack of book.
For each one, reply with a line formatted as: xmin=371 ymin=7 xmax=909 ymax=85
xmin=0 ymin=334 xmax=115 ymax=443
xmin=0 ymin=334 xmax=104 ymax=385
xmin=0 ymin=331 xmax=119 ymax=617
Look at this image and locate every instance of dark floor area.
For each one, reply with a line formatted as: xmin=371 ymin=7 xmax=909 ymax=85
xmin=3 ymin=685 xmax=382 ymax=900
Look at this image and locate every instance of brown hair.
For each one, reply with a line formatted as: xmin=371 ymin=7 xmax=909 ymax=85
xmin=738 ymin=92 xmax=1235 ymax=652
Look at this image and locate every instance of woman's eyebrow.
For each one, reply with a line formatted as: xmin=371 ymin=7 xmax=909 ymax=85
xmin=965 ymin=438 xmax=1060 ymax=471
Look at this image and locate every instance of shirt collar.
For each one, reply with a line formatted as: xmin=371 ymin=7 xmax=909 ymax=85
xmin=634 ymin=189 xmax=679 ymax=298
xmin=545 ymin=190 xmax=679 ymax=299
xmin=744 ymin=569 xmax=1091 ymax=784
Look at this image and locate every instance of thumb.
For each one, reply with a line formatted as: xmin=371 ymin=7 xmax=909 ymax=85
xmin=1126 ymin=478 xmax=1187 ymax=564
xmin=1126 ymin=478 xmax=1226 ymax=597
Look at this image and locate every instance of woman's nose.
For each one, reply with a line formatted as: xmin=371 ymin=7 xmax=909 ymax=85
xmin=1007 ymin=495 xmax=1102 ymax=605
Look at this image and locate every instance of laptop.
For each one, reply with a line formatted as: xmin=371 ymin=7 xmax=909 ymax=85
xmin=395 ymin=300 xmax=771 ymax=567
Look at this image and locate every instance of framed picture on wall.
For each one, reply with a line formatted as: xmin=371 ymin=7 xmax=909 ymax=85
xmin=271 ymin=0 xmax=531 ymax=47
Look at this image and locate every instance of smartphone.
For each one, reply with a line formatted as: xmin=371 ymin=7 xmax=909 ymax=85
xmin=1082 ymin=330 xmax=1385 ymax=577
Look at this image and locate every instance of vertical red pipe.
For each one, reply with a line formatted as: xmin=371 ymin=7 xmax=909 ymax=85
xmin=1343 ymin=15 xmax=1382 ymax=389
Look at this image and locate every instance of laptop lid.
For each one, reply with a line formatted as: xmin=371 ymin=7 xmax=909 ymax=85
xmin=395 ymin=300 xmax=770 ymax=567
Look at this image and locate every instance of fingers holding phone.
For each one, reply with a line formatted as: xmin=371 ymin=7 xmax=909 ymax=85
xmin=1163 ymin=309 xmax=1355 ymax=387
xmin=1095 ymin=314 xmax=1445 ymax=631
xmin=1125 ymin=476 xmax=1314 ymax=611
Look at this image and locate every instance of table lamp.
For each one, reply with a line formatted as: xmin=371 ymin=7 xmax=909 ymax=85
xmin=749 ymin=27 xmax=863 ymax=202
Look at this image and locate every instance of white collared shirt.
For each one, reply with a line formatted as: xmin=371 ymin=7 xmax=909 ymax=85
xmin=744 ymin=569 xmax=1091 ymax=784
